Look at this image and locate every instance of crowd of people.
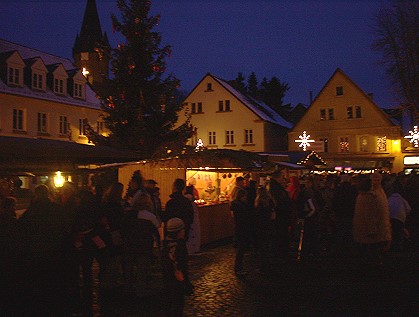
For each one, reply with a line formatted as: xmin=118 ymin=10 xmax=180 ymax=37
xmin=0 ymin=172 xmax=199 ymax=317
xmin=229 ymin=171 xmax=418 ymax=275
xmin=0 ymin=169 xmax=418 ymax=316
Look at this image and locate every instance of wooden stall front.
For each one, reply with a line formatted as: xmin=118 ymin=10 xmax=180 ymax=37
xmin=196 ymin=202 xmax=234 ymax=245
xmin=118 ymin=149 xmax=275 ymax=246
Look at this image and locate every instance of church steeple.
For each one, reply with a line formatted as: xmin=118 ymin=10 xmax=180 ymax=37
xmin=73 ymin=0 xmax=109 ymax=92
xmin=73 ymin=0 xmax=109 ymax=54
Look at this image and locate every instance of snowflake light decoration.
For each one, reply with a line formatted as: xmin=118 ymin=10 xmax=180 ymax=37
xmin=295 ymin=131 xmax=315 ymax=151
xmin=404 ymin=126 xmax=419 ymax=148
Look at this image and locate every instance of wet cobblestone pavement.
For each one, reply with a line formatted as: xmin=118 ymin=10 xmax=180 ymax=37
xmin=94 ymin=238 xmax=418 ymax=317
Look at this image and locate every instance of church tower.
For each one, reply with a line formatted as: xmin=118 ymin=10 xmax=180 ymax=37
xmin=73 ymin=0 xmax=110 ymax=94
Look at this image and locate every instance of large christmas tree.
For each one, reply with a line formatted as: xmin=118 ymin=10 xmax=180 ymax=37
xmin=98 ymin=0 xmax=192 ymax=158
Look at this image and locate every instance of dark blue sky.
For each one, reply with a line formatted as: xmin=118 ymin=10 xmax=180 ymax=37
xmin=0 ymin=0 xmax=397 ymax=108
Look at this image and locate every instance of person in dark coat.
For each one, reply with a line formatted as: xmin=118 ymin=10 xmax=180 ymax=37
xmin=144 ymin=179 xmax=163 ymax=222
xmin=0 ymin=196 xmax=23 ymax=316
xmin=72 ymin=190 xmax=104 ymax=315
xmin=254 ymin=186 xmax=275 ymax=274
xmin=296 ymin=177 xmax=319 ymax=257
xmin=333 ymin=174 xmax=358 ymax=255
xmin=164 ymin=178 xmax=194 ymax=239
xmin=268 ymin=171 xmax=293 ymax=260
xmin=120 ymin=194 xmax=160 ymax=297
xmin=18 ymin=184 xmax=66 ymax=316
xmin=230 ymin=188 xmax=252 ymax=275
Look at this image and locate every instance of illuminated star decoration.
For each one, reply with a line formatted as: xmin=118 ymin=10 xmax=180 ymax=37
xmin=404 ymin=126 xmax=419 ymax=147
xmin=295 ymin=131 xmax=315 ymax=151
xmin=195 ymin=138 xmax=205 ymax=152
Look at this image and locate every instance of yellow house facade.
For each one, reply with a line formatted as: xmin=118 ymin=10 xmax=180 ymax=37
xmin=288 ymin=68 xmax=404 ymax=173
xmin=0 ymin=39 xmax=105 ymax=145
xmin=180 ymin=73 xmax=291 ymax=152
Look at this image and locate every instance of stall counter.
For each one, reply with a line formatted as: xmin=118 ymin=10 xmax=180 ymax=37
xmin=197 ymin=202 xmax=235 ymax=246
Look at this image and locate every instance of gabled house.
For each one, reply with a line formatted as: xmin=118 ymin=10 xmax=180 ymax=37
xmin=288 ymin=68 xmax=404 ymax=172
xmin=180 ymin=73 xmax=292 ymax=153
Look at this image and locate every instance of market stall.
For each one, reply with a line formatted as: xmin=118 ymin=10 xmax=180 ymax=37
xmin=118 ymin=149 xmax=275 ymax=245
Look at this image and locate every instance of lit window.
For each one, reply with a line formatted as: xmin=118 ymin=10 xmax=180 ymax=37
xmin=226 ymin=130 xmax=234 ymax=144
xmin=81 ymin=52 xmax=89 ymax=61
xmin=244 ymin=129 xmax=253 ymax=144
xmin=320 ymin=109 xmax=326 ymax=120
xmin=208 ymin=131 xmax=216 ymax=145
xmin=360 ymin=136 xmax=368 ymax=152
xmin=79 ymin=118 xmax=86 ymax=136
xmin=37 ymin=112 xmax=48 ymax=133
xmin=13 ymin=109 xmax=24 ymax=131
xmin=376 ymin=136 xmax=387 ymax=152
xmin=336 ymin=86 xmax=343 ymax=96
xmin=340 ymin=137 xmax=349 ymax=152
xmin=59 ymin=116 xmax=68 ymax=134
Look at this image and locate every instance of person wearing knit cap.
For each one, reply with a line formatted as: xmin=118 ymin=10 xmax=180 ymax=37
xmin=161 ymin=217 xmax=193 ymax=316
xmin=166 ymin=217 xmax=185 ymax=233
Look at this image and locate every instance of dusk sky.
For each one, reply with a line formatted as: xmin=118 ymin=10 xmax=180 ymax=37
xmin=0 ymin=0 xmax=397 ymax=108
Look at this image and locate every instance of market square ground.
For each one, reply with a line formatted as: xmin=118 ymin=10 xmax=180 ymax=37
xmin=95 ymin=238 xmax=418 ymax=317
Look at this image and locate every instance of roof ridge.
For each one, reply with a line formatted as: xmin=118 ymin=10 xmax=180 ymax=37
xmin=0 ymin=38 xmax=73 ymax=64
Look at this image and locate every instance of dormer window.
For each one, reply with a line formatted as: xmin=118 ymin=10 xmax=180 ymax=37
xmin=5 ymin=51 xmax=25 ymax=87
xmin=32 ymin=73 xmax=43 ymax=90
xmin=8 ymin=67 xmax=20 ymax=85
xmin=54 ymin=78 xmax=65 ymax=94
xmin=27 ymin=57 xmax=47 ymax=91
xmin=68 ymin=69 xmax=87 ymax=99
xmin=74 ymin=82 xmax=84 ymax=98
xmin=48 ymin=63 xmax=68 ymax=95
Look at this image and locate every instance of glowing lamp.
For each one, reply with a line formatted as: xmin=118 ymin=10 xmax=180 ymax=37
xmin=54 ymin=171 xmax=65 ymax=188
xmin=82 ymin=67 xmax=90 ymax=77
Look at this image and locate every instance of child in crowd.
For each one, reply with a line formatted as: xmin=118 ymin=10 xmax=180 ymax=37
xmin=161 ymin=217 xmax=193 ymax=316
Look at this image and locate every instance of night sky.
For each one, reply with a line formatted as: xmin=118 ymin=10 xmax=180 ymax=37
xmin=0 ymin=0 xmax=397 ymax=108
